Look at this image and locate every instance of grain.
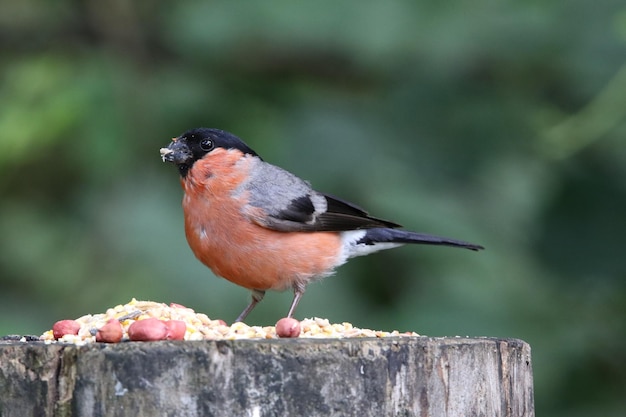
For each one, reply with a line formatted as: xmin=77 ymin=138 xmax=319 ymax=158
xmin=40 ymin=299 xmax=419 ymax=344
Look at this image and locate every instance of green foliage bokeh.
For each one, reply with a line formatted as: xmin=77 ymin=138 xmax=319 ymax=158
xmin=1 ymin=1 xmax=626 ymax=415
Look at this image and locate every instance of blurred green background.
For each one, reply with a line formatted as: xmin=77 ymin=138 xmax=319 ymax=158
xmin=1 ymin=0 xmax=625 ymax=415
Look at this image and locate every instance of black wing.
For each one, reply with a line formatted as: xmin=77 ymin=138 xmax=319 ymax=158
xmin=258 ymin=192 xmax=401 ymax=232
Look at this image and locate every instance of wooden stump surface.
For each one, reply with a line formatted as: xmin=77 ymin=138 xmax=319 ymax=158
xmin=0 ymin=337 xmax=533 ymax=417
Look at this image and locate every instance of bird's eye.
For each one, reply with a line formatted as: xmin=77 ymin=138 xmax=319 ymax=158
xmin=200 ymin=139 xmax=214 ymax=151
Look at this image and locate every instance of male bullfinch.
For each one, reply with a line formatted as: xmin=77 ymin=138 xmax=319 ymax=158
xmin=160 ymin=128 xmax=483 ymax=322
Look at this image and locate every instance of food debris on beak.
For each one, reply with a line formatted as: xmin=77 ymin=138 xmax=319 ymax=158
xmin=160 ymin=147 xmax=174 ymax=162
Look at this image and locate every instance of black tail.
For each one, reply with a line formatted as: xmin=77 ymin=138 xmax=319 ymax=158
xmin=359 ymin=228 xmax=484 ymax=251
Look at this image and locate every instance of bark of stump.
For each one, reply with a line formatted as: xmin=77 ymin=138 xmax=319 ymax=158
xmin=0 ymin=337 xmax=533 ymax=417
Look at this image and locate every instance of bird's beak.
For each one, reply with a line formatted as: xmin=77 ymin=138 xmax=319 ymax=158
xmin=160 ymin=137 xmax=193 ymax=164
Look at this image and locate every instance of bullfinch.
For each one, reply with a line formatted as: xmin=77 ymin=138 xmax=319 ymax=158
xmin=160 ymin=128 xmax=483 ymax=322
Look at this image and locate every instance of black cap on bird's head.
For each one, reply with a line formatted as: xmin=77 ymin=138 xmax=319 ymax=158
xmin=160 ymin=128 xmax=260 ymax=177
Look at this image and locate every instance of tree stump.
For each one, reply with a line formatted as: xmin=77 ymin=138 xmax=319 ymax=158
xmin=0 ymin=337 xmax=533 ymax=417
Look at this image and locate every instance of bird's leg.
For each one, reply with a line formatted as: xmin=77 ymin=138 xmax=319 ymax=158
xmin=286 ymin=284 xmax=305 ymax=318
xmin=235 ymin=289 xmax=265 ymax=323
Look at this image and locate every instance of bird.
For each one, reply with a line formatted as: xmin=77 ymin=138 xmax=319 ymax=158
xmin=160 ymin=128 xmax=483 ymax=322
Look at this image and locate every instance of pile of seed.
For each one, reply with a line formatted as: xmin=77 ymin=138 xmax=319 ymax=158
xmin=40 ymin=299 xmax=418 ymax=345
